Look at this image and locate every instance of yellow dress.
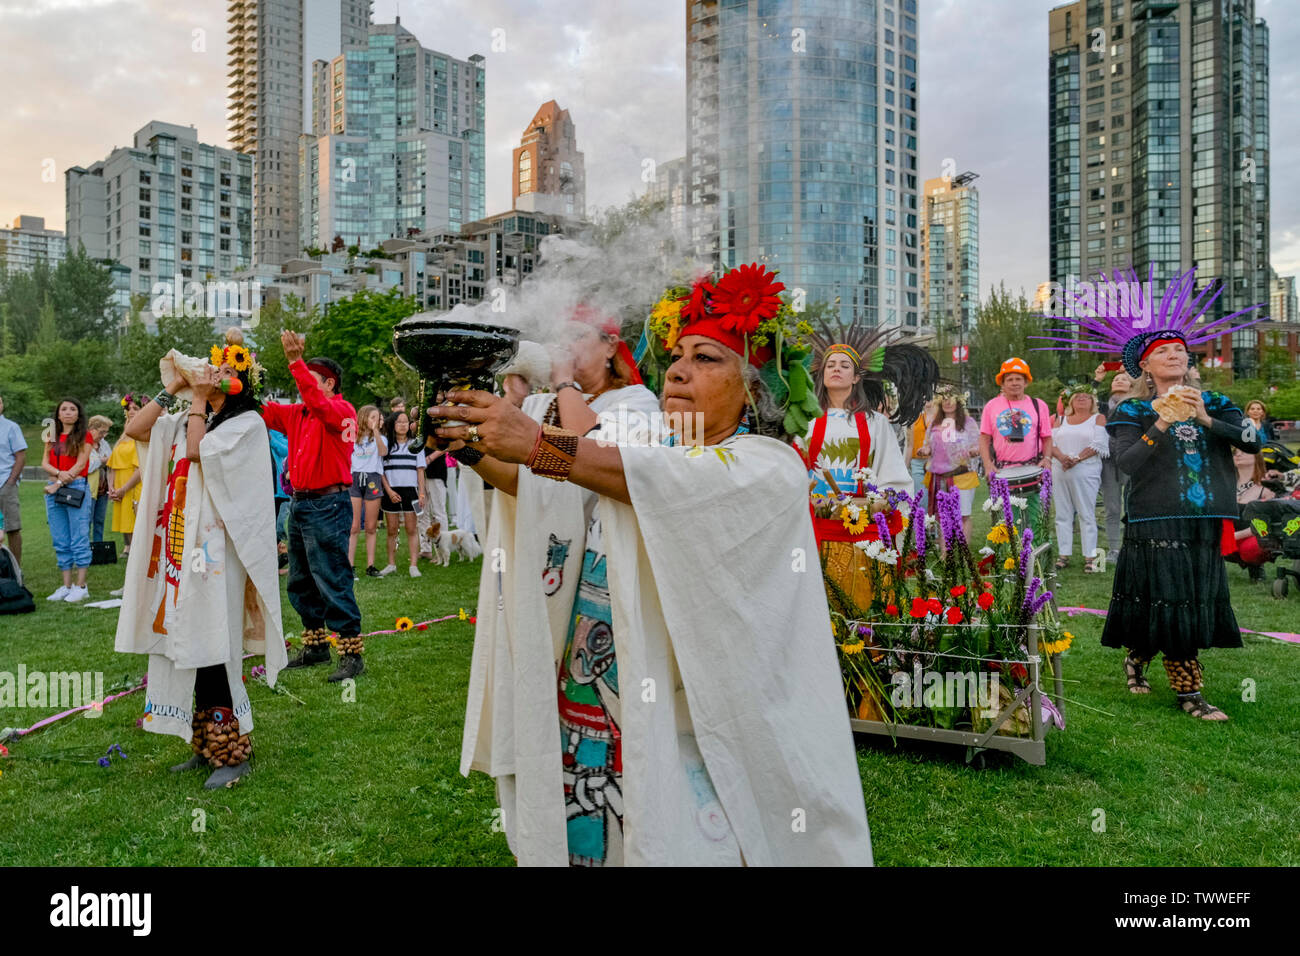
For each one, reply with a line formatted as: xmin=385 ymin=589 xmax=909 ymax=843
xmin=108 ymin=438 xmax=141 ymax=534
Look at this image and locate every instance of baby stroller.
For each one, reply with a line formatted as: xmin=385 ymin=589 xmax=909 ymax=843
xmin=1240 ymin=498 xmax=1300 ymax=599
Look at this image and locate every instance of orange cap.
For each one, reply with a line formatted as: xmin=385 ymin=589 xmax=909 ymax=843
xmin=996 ymin=357 xmax=1033 ymax=385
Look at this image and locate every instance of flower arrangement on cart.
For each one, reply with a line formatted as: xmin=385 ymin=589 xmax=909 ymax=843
xmin=821 ymin=473 xmax=1068 ymax=738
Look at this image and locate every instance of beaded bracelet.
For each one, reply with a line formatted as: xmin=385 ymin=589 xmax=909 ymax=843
xmin=456 ymin=445 xmax=484 ymax=466
xmin=529 ymin=425 xmax=579 ymax=482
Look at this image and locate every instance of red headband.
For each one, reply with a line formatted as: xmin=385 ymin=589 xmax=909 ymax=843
xmin=1139 ymin=335 xmax=1187 ymax=364
xmin=678 ymin=318 xmax=773 ymax=368
xmin=571 ymin=303 xmax=644 ymax=386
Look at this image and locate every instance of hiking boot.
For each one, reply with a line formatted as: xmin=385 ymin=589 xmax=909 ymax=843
xmin=204 ymin=761 xmax=253 ymax=789
xmin=328 ymin=654 xmax=365 ymax=682
xmin=285 ymin=638 xmax=332 ymax=669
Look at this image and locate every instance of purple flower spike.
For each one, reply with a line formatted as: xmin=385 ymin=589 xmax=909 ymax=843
xmin=945 ymin=490 xmax=965 ymax=545
xmin=1019 ymin=528 xmax=1034 ymax=578
xmin=874 ymin=510 xmax=892 ymax=542
xmin=1028 ymin=590 xmax=1054 ymax=616
xmin=1039 ymin=464 xmax=1054 ymax=507
xmin=914 ymin=506 xmax=927 ymax=561
xmin=1022 ymin=577 xmax=1041 ymax=611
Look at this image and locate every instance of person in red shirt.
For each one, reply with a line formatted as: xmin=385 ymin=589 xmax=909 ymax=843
xmin=261 ymin=331 xmax=365 ymax=681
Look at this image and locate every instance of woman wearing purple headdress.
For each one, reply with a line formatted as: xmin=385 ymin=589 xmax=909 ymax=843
xmin=1035 ymin=265 xmax=1266 ymax=721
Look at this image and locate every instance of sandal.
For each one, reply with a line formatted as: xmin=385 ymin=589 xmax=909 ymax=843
xmin=1055 ymin=556 xmax=1070 ymax=570
xmin=1124 ymin=654 xmax=1150 ymax=694
xmin=1177 ymin=693 xmax=1228 ymax=721
xmin=1083 ymin=558 xmax=1099 ymax=574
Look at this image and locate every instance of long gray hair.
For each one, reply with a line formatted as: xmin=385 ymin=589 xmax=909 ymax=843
xmin=742 ymin=363 xmax=787 ymax=439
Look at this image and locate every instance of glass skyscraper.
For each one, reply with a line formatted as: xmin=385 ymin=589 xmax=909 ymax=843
xmin=301 ymin=20 xmax=485 ymax=252
xmin=1048 ymin=0 xmax=1270 ymax=376
xmin=688 ymin=0 xmax=920 ymax=328
xmin=66 ymin=122 xmax=253 ymax=296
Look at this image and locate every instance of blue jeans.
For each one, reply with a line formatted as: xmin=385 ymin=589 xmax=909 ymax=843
xmin=275 ymin=497 xmax=290 ymax=543
xmin=910 ymin=457 xmax=928 ymax=495
xmin=90 ymin=493 xmax=109 ymax=543
xmin=286 ymin=491 xmax=362 ymax=638
xmin=45 ymin=477 xmax=93 ymax=570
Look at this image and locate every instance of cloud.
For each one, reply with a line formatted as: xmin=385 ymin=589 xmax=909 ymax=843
xmin=2 ymin=0 xmax=1295 ymax=301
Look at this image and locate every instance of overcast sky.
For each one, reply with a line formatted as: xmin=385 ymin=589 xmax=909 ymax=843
xmin=1 ymin=0 xmax=1295 ymax=301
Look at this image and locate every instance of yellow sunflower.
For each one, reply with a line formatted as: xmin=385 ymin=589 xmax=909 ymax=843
xmin=987 ymin=524 xmax=1010 ymax=544
xmin=1003 ymin=557 xmax=1016 ymax=570
xmin=210 ymin=345 xmax=225 ymax=366
xmin=650 ymin=296 xmax=684 ymax=350
xmin=1039 ymin=631 xmax=1075 ymax=656
xmin=840 ymin=641 xmax=866 ymax=656
xmin=841 ymin=506 xmax=871 ymax=534
xmin=226 ymin=345 xmax=252 ymax=371
xmin=395 ymin=617 xmax=414 ymax=631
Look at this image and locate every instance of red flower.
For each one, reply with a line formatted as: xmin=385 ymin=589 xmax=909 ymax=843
xmin=949 ymin=585 xmax=967 ymax=597
xmin=416 ymin=623 xmax=429 ymax=631
xmin=886 ymin=509 xmax=905 ymax=536
xmin=681 ymin=275 xmax=715 ymax=324
xmin=977 ymin=591 xmax=995 ymax=610
xmin=885 ymin=603 xmax=899 ymax=616
xmin=1010 ymin=662 xmax=1028 ymax=682
xmin=977 ymin=554 xmax=994 ymax=572
xmin=926 ymin=597 xmax=943 ymax=616
xmin=709 ymin=263 xmax=785 ymax=334
xmin=946 ymin=607 xmax=964 ymax=625
xmin=981 ymin=580 xmax=994 ymax=590
xmin=909 ymin=598 xmax=929 ymax=619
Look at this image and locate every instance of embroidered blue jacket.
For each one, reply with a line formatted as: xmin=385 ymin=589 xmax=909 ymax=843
xmin=1106 ymin=390 xmax=1261 ymax=522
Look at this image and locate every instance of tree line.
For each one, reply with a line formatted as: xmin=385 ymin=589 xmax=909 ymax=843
xmin=0 ymin=245 xmax=423 ymax=429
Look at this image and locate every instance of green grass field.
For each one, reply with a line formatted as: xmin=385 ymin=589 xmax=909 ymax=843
xmin=2 ymin=479 xmax=1297 ymax=866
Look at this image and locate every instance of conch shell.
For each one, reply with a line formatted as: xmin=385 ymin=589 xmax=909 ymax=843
xmin=159 ymin=349 xmax=212 ymax=403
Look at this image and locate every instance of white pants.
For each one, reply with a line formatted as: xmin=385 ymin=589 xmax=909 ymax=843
xmin=1052 ymin=460 xmax=1102 ymax=557
xmin=417 ymin=478 xmax=448 ymax=553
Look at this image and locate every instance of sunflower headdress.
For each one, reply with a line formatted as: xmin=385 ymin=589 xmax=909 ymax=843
xmin=643 ymin=263 xmax=822 ymax=435
xmin=806 ymin=314 xmax=940 ymax=425
xmin=1032 ymin=263 xmax=1268 ymax=376
xmin=209 ymin=327 xmax=266 ymax=396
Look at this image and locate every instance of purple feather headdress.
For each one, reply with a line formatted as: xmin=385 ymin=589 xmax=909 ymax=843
xmin=1032 ymin=263 xmax=1268 ymax=377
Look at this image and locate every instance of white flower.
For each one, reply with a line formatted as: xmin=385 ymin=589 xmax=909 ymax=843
xmin=1009 ymin=495 xmax=1027 ymax=508
xmin=924 ymin=513 xmax=938 ymax=527
xmin=864 ymin=490 xmax=887 ymax=506
xmin=924 ymin=568 xmax=937 ymax=581
xmin=876 ymin=548 xmax=899 ymax=564
xmin=846 ymin=503 xmax=861 ymax=521
xmin=864 ymin=540 xmax=884 ymax=558
xmin=979 ymin=546 xmax=995 ymax=557
xmin=851 ymin=466 xmax=876 ymax=483
xmin=982 ymin=496 xmax=1001 ymax=513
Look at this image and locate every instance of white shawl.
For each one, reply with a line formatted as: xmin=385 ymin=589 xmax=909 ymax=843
xmin=459 ymin=384 xmax=662 ymax=863
xmin=114 ymin=410 xmax=287 ymax=740
xmin=463 ymin=413 xmax=873 ymax=866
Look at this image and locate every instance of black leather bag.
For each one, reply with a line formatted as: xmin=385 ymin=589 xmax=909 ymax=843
xmin=53 ymin=485 xmax=86 ymax=508
xmin=91 ymin=540 xmax=118 ymax=565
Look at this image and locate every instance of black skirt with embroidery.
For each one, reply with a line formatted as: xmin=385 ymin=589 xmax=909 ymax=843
xmin=1100 ymin=517 xmax=1243 ymax=658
